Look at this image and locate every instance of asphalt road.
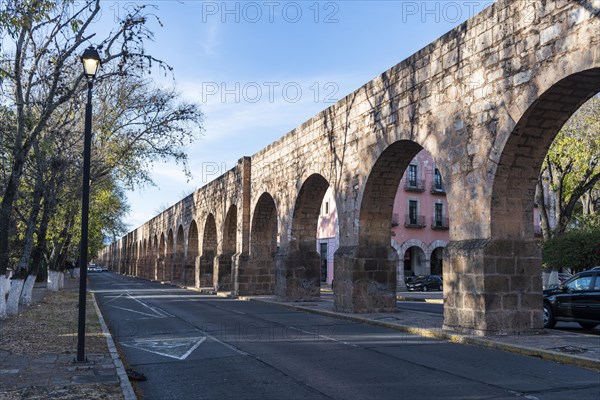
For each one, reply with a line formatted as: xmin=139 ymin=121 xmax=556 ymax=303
xmin=90 ymin=273 xmax=600 ymax=400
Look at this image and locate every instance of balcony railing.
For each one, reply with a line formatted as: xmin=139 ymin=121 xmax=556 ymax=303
xmin=430 ymin=181 xmax=446 ymax=194
xmin=431 ymin=217 xmax=449 ymax=230
xmin=405 ymin=214 xmax=426 ymax=228
xmin=404 ymin=179 xmax=426 ymax=192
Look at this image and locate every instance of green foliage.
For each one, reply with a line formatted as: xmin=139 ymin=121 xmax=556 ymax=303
xmin=539 ymin=95 xmax=600 ymax=236
xmin=577 ymin=213 xmax=600 ymax=231
xmin=543 ymin=228 xmax=600 ymax=272
xmin=0 ymin=0 xmax=203 ymax=275
xmin=0 ymin=0 xmax=58 ymax=38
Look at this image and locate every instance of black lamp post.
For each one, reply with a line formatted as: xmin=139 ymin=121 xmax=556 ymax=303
xmin=76 ymin=46 xmax=101 ymax=363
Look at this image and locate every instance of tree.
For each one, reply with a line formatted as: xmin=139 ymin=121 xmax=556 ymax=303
xmin=542 ymin=228 xmax=600 ymax=272
xmin=0 ymin=0 xmax=204 ymax=318
xmin=537 ymin=95 xmax=600 ymax=239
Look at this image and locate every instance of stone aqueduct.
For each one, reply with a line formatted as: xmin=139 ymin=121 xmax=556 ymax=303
xmin=97 ymin=0 xmax=600 ymax=335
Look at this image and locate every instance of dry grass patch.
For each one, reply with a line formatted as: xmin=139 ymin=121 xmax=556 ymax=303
xmin=0 ymin=383 xmax=123 ymax=400
xmin=0 ymin=289 xmax=107 ymax=355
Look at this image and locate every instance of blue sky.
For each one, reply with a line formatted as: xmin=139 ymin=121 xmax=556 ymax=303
xmin=105 ymin=1 xmax=494 ymax=229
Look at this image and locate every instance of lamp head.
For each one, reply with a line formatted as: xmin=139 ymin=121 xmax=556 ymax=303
xmin=81 ymin=46 xmax=101 ymax=79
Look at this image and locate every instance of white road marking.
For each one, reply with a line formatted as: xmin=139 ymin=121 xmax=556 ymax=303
xmin=107 ymin=304 xmax=165 ymax=318
xmin=121 ymin=337 xmax=206 ymax=360
xmin=126 ymin=292 xmax=170 ymax=318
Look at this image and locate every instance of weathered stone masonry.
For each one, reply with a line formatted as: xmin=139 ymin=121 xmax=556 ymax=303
xmin=98 ymin=0 xmax=600 ymax=335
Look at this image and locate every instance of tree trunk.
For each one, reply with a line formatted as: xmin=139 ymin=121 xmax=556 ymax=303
xmin=47 ymin=270 xmax=64 ymax=292
xmin=14 ymin=152 xmax=44 ymax=281
xmin=536 ymin=176 xmax=552 ymax=239
xmin=48 ymin=209 xmax=75 ymax=271
xmin=6 ymin=278 xmax=25 ymax=316
xmin=0 ymin=275 xmax=7 ymax=319
xmin=0 ymin=159 xmax=24 ymax=276
xmin=20 ymin=274 xmax=37 ymax=306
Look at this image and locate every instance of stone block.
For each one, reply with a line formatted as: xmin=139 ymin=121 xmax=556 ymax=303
xmin=486 ymin=274 xmax=511 ymax=292
xmin=495 ymin=257 xmax=515 ymax=275
xmin=521 ymin=293 xmax=543 ymax=310
xmin=501 ymin=294 xmax=519 ymax=310
xmin=509 ymin=275 xmax=531 ymax=292
xmin=540 ymin=24 xmax=562 ymax=45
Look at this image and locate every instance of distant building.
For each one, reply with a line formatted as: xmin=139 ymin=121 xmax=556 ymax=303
xmin=317 ymin=149 xmax=449 ymax=288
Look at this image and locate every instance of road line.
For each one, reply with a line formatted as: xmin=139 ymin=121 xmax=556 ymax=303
xmin=107 ymin=304 xmax=166 ymax=318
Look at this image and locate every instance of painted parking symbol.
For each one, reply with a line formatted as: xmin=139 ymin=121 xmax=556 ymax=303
xmin=121 ymin=336 xmax=206 ymax=360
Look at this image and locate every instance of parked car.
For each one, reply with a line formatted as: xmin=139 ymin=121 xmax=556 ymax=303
xmin=87 ymin=264 xmax=102 ymax=272
xmin=543 ymin=270 xmax=600 ymax=329
xmin=406 ymin=275 xmax=443 ymax=291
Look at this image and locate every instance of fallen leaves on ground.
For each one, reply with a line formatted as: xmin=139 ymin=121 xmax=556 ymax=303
xmin=0 ymin=282 xmax=124 ymax=400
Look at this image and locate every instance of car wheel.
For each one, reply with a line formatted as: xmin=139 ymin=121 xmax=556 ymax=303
xmin=543 ymin=303 xmax=556 ymax=329
xmin=438 ymin=285 xmax=442 ymax=291
xmin=578 ymin=322 xmax=598 ymax=329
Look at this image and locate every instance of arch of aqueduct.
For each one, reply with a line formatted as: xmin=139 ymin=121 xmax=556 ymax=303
xmin=97 ymin=0 xmax=600 ymax=335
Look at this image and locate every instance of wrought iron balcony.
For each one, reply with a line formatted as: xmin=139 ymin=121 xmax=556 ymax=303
xmin=404 ymin=179 xmax=426 ymax=192
xmin=430 ymin=181 xmax=446 ymax=194
xmin=405 ymin=214 xmax=426 ymax=228
xmin=431 ymin=217 xmax=449 ymax=230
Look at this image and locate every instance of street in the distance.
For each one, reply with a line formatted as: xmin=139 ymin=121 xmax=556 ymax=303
xmin=91 ymin=273 xmax=600 ymax=400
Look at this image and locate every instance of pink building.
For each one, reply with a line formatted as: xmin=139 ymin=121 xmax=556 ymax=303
xmin=317 ymin=149 xmax=449 ymax=288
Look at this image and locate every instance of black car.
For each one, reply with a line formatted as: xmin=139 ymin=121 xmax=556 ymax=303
xmin=406 ymin=275 xmax=442 ymax=291
xmin=543 ymin=270 xmax=600 ymax=329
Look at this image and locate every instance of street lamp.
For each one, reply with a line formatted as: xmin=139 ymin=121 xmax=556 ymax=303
xmin=76 ymin=46 xmax=101 ymax=363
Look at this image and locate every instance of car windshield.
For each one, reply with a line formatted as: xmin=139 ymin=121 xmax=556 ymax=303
xmin=565 ymin=275 xmax=592 ymax=291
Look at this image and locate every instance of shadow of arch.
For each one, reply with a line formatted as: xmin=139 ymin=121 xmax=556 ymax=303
xmin=152 ymin=234 xmax=158 ymax=280
xmin=427 ymin=240 xmax=447 ymax=277
xmin=281 ymin=174 xmax=330 ymax=301
xmin=216 ymin=205 xmax=237 ymax=291
xmin=187 ymin=220 xmax=199 ymax=287
xmin=141 ymin=238 xmax=147 ymax=278
xmin=334 ymin=140 xmax=426 ymax=313
xmin=158 ymin=233 xmax=165 ymax=281
xmin=243 ymin=192 xmax=278 ymax=295
xmin=200 ymin=214 xmax=217 ymax=288
xmin=175 ymin=225 xmax=185 ymax=284
xmin=166 ymin=229 xmax=174 ymax=282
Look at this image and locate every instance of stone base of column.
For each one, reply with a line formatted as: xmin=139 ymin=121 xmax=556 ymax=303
xmin=275 ymin=250 xmax=320 ymax=302
xmin=442 ymin=239 xmax=543 ymax=336
xmin=333 ymin=246 xmax=397 ymax=313
xmin=199 ymin=254 xmax=214 ymax=288
xmin=214 ymin=253 xmax=233 ymax=291
xmin=235 ymin=254 xmax=275 ymax=296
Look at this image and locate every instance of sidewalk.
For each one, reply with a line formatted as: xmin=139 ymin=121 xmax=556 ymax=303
xmin=0 ymin=279 xmax=135 ymax=400
xmin=233 ymin=289 xmax=600 ymax=371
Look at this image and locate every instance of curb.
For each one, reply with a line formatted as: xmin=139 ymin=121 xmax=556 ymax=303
xmin=240 ymin=296 xmax=600 ymax=371
xmin=92 ymin=293 xmax=137 ymax=400
xmin=396 ymin=296 xmax=443 ymax=304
